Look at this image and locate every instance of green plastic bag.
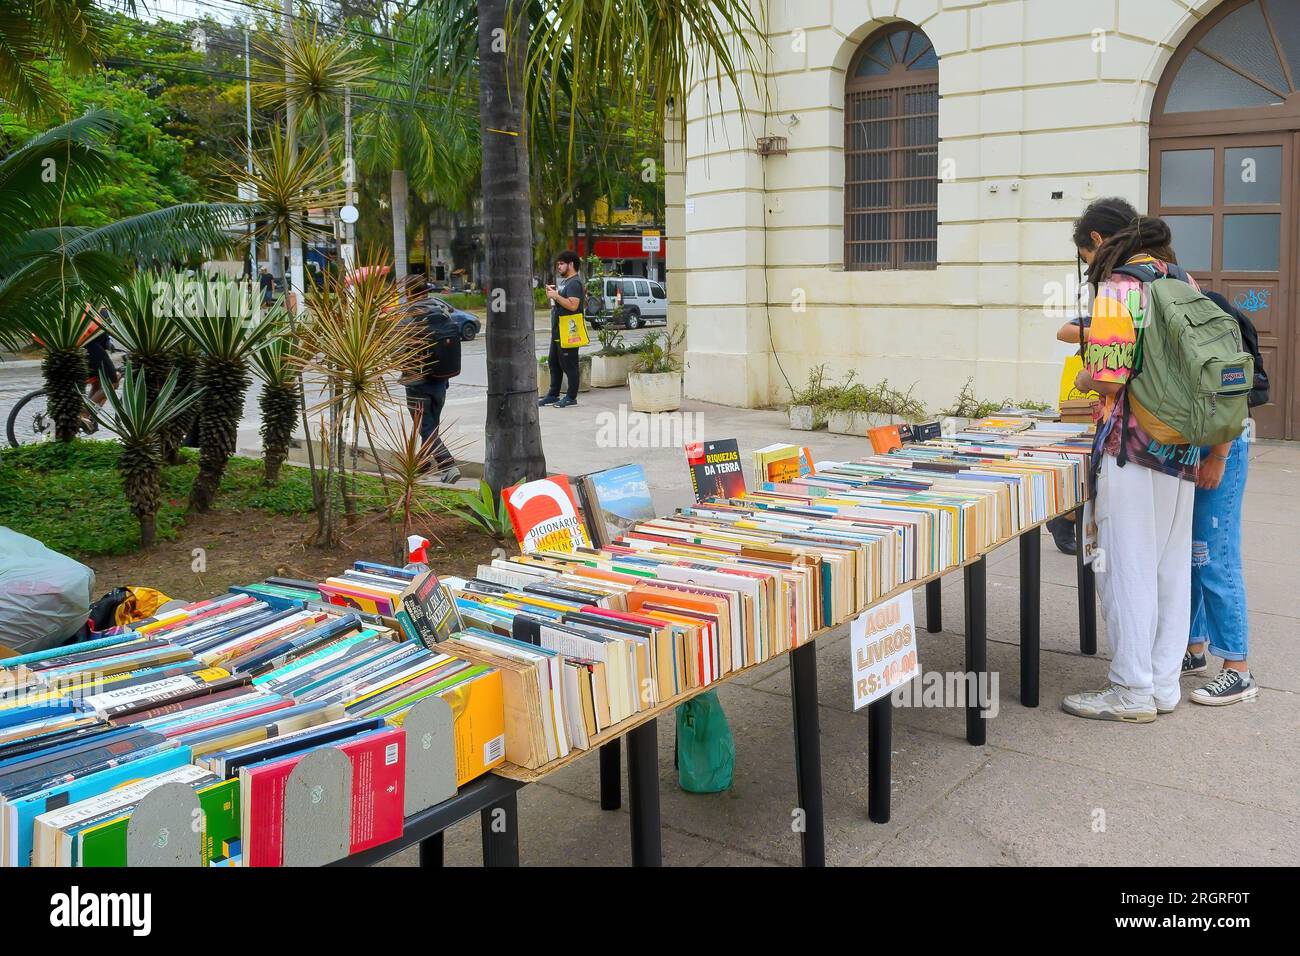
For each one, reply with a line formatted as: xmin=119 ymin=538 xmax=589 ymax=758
xmin=676 ymin=691 xmax=735 ymax=793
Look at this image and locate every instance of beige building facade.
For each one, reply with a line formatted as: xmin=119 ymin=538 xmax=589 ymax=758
xmin=667 ymin=0 xmax=1300 ymax=439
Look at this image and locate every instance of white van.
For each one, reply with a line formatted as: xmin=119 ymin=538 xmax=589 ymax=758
xmin=586 ymin=276 xmax=668 ymax=328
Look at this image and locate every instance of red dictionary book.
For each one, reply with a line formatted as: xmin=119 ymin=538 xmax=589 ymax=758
xmin=502 ymin=475 xmax=592 ymax=553
xmin=241 ymin=726 xmax=406 ymax=866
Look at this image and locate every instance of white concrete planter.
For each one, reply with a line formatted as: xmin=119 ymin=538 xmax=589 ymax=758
xmin=788 ymin=404 xmax=824 ymax=431
xmin=537 ymin=355 xmax=592 ymax=393
xmin=628 ymin=371 xmax=682 ymax=412
xmin=590 ymin=353 xmax=635 ymax=388
xmin=826 ymin=410 xmax=901 ymax=436
xmin=940 ymin=415 xmax=971 ymax=435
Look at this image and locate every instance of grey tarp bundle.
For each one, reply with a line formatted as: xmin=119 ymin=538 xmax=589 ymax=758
xmin=0 ymin=527 xmax=95 ymax=653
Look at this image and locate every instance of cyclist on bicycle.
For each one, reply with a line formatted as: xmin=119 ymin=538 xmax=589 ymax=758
xmin=82 ymin=306 xmax=120 ymax=406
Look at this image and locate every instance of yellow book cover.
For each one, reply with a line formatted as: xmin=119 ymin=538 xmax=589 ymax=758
xmin=440 ymin=669 xmax=507 ymax=785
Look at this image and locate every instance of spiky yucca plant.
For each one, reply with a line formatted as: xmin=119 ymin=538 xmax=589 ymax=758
xmin=250 ymin=328 xmax=301 ymax=485
xmin=88 ymin=364 xmax=204 ymax=547
xmin=175 ymin=301 xmax=282 ymax=512
xmin=103 ymin=271 xmax=183 ymax=404
xmin=26 ymin=302 xmax=92 ymax=442
xmin=295 ymin=256 xmax=424 ymax=546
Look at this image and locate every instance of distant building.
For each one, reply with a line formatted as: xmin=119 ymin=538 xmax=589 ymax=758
xmin=671 ymin=0 xmax=1296 ymax=439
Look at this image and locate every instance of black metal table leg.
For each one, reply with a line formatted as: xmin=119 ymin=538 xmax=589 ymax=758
xmin=867 ymin=695 xmax=892 ymax=824
xmin=599 ymin=740 xmax=621 ymax=810
xmin=480 ymin=791 xmax=519 ymax=867
xmin=1020 ymin=528 xmax=1041 ymax=708
xmin=418 ymin=831 xmax=444 ymax=867
xmin=626 ymin=719 xmax=662 ymax=866
xmin=789 ymin=641 xmax=825 ymax=866
xmin=963 ymin=557 xmax=988 ymax=746
xmin=925 ymin=579 xmax=942 ymax=633
xmin=1075 ymin=506 xmax=1097 ymax=655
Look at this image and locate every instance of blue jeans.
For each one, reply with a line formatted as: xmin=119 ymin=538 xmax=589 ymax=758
xmin=1189 ymin=437 xmax=1248 ymax=661
xmin=404 ymin=379 xmax=454 ymax=468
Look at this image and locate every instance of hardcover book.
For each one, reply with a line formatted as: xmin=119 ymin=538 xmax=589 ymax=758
xmin=502 ymin=476 xmax=592 ymax=554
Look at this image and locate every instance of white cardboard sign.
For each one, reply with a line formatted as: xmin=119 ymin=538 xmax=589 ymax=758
xmin=851 ymin=591 xmax=920 ymax=710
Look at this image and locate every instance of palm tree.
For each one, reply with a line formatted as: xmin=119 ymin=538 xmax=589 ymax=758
xmin=256 ymin=12 xmax=374 ymax=167
xmin=88 ymin=364 xmax=204 ymax=548
xmin=294 ymin=257 xmax=425 ymax=545
xmin=354 ymin=12 xmax=479 ymax=282
xmin=426 ymin=0 xmax=760 ymax=492
xmin=249 ymin=329 xmax=301 ymax=486
xmin=174 ymin=300 xmax=283 ymax=512
xmin=24 ymin=302 xmax=91 ymax=443
xmin=236 ymin=127 xmax=346 ymax=290
xmin=102 ymin=271 xmax=183 ymax=405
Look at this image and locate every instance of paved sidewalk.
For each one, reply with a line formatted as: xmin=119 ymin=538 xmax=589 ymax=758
xmin=372 ymin=399 xmax=1300 ymax=866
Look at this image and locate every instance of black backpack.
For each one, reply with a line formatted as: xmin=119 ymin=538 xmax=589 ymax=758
xmin=1205 ymin=291 xmax=1270 ymax=407
xmin=415 ymin=308 xmax=462 ymax=381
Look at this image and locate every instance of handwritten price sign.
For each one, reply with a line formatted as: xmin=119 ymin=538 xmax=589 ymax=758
xmin=851 ymin=591 xmax=920 ymax=710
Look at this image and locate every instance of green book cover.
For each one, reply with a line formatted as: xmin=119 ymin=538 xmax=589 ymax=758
xmin=77 ymin=777 xmax=241 ymax=867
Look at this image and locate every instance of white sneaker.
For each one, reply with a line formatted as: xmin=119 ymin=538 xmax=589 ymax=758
xmin=1190 ymin=669 xmax=1258 ymax=706
xmin=1062 ymin=685 xmax=1157 ymax=723
xmin=1155 ymin=696 xmax=1179 ymax=715
xmin=437 ymin=465 xmax=462 ymax=483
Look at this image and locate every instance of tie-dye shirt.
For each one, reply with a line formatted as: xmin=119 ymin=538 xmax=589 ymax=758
xmin=1084 ymin=255 xmax=1201 ymax=481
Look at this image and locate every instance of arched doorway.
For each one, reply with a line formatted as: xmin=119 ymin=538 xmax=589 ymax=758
xmin=1150 ymin=0 xmax=1300 ymax=439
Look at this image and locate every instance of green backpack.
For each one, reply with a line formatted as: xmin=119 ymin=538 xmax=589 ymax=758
xmin=1112 ymin=263 xmax=1253 ymax=448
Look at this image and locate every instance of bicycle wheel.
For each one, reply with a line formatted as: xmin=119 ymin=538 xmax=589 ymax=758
xmin=6 ymin=388 xmax=53 ymax=447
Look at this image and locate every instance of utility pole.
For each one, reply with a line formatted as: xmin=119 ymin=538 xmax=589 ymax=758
xmin=243 ymin=29 xmax=257 ymax=282
xmin=341 ymin=85 xmax=356 ymax=271
xmin=284 ymin=0 xmax=305 ymax=315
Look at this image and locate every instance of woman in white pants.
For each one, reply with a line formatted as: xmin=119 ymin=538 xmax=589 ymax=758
xmin=1062 ymin=200 xmax=1200 ymax=723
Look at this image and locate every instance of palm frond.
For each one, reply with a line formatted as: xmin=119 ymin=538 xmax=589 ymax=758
xmin=0 ymin=1 xmax=103 ymax=117
xmin=0 ymin=108 xmax=118 ymax=236
xmin=234 ymin=128 xmax=345 ymax=245
xmin=101 ymin=270 xmax=183 ymax=360
xmin=173 ymin=295 xmax=284 ymax=364
xmin=89 ymin=363 xmax=204 ymax=447
xmin=253 ymin=11 xmax=375 ymax=119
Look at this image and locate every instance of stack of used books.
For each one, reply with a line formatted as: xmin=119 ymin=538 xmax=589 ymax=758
xmin=0 ymin=586 xmax=505 ymax=868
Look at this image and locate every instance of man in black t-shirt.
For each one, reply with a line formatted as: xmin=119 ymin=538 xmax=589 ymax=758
xmin=539 ymin=249 xmax=584 ymax=408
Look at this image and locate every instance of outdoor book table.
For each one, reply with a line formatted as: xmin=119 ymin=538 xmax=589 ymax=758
xmin=444 ymin=503 xmax=1100 ymax=868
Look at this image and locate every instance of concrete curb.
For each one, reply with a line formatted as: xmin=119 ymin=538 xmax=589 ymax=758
xmin=0 ymin=359 xmax=42 ymax=378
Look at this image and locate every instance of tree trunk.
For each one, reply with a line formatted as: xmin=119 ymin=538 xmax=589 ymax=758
xmin=139 ymin=514 xmax=157 ymax=549
xmin=391 ymin=168 xmax=409 ymax=283
xmin=478 ymin=0 xmax=545 ymax=493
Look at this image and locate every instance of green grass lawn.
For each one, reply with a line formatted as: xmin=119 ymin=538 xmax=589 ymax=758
xmin=0 ymin=440 xmax=399 ymax=558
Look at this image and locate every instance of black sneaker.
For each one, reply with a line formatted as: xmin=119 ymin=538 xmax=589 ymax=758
xmin=555 ymin=396 xmax=577 ymax=408
xmin=1190 ymin=668 xmax=1258 ymax=706
xmin=1046 ymin=516 xmax=1076 ymax=555
xmin=1181 ymin=650 xmax=1208 ymax=676
xmin=538 ymin=394 xmax=559 ymax=406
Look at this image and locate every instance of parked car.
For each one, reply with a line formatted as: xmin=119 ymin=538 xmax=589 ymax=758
xmin=418 ymin=295 xmax=481 ymax=341
xmin=585 ymin=276 xmax=668 ymax=329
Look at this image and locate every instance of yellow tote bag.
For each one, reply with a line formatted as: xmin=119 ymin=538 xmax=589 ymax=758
xmin=559 ymin=311 xmax=590 ymax=349
xmin=1058 ymin=354 xmax=1099 ymax=405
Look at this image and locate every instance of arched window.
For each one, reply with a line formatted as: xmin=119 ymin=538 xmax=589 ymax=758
xmin=1156 ymin=0 xmax=1300 ymax=118
xmin=844 ymin=23 xmax=939 ymax=271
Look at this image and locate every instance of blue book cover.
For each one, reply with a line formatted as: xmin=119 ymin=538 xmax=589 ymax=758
xmin=3 ymin=745 xmax=191 ymax=867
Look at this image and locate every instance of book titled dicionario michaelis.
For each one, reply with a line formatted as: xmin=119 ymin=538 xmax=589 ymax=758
xmin=503 ymin=475 xmax=592 ymax=554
